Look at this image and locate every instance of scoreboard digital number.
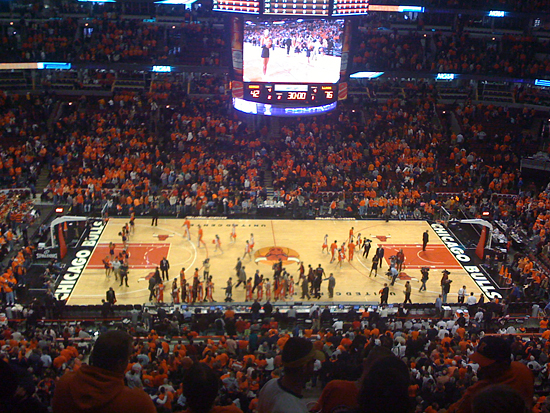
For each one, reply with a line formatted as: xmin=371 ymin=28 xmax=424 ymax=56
xmin=332 ymin=0 xmax=369 ymax=15
xmin=213 ymin=0 xmax=260 ymax=13
xmin=263 ymin=0 xmax=330 ymax=15
xmin=244 ymin=83 xmax=336 ymax=104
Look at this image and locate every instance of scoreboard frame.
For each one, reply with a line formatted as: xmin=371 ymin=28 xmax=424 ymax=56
xmin=243 ymin=83 xmax=336 ymax=105
xmin=214 ymin=0 xmax=370 ymax=15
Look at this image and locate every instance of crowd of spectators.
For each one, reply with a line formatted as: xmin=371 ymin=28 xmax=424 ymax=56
xmin=0 ymin=17 xmax=227 ymax=66
xmin=1 ymin=296 xmax=549 ymax=413
xmin=28 ymin=78 xmax=540 ymax=223
xmin=352 ymin=30 xmax=550 ymax=80
xmin=425 ymin=0 xmax=550 ymax=13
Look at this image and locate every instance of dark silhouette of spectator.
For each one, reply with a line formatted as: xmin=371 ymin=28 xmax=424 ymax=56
xmin=52 ymin=330 xmax=156 ymax=413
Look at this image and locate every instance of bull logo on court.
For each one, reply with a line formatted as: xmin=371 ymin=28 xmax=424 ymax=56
xmin=254 ymin=246 xmax=300 ymax=265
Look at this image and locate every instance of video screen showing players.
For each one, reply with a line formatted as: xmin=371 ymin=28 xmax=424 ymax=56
xmin=243 ymin=19 xmax=344 ymax=84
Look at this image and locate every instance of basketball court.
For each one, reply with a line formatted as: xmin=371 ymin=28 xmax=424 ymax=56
xmin=66 ymin=218 xmax=484 ymax=306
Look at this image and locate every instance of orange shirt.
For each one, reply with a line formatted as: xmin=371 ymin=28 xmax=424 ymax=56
xmin=314 ymin=380 xmax=359 ymax=413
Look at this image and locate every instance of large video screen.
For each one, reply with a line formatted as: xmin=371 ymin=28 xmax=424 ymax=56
xmin=243 ymin=19 xmax=345 ymax=84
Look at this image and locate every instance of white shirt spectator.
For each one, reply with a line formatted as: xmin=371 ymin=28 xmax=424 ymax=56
xmin=258 ymin=378 xmax=310 ymax=413
xmin=41 ymin=353 xmax=52 ymax=368
xmin=309 ymin=304 xmax=319 ymax=318
xmin=467 ymin=295 xmax=477 ymax=305
xmin=474 ymin=310 xmax=484 ymax=323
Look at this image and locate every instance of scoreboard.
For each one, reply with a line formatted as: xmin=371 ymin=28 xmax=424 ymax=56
xmin=244 ymin=83 xmax=336 ymax=105
xmin=213 ymin=0 xmax=261 ymax=13
xmin=332 ymin=0 xmax=369 ymax=15
xmin=263 ymin=0 xmax=330 ymax=15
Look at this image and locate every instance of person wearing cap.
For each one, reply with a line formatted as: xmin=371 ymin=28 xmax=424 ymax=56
xmin=126 ymin=363 xmax=143 ymax=389
xmin=447 ymin=336 xmax=534 ymax=413
xmin=258 ymin=337 xmax=325 ymax=413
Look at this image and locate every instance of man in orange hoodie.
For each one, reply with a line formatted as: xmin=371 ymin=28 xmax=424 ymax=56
xmin=52 ymin=330 xmax=156 ymax=413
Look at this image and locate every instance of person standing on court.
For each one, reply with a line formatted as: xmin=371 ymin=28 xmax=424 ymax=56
xmin=106 ymin=287 xmax=116 ymax=306
xmin=325 ymin=273 xmax=336 ymax=299
xmin=376 ymin=245 xmax=385 ymax=269
xmin=197 ymin=225 xmax=206 ymax=249
xmin=422 ymin=230 xmax=429 ymax=251
xmin=369 ymin=254 xmax=379 ymax=277
xmin=235 ymin=265 xmax=246 ymax=289
xmin=390 ymin=265 xmax=399 ymax=286
xmin=380 ymin=283 xmax=389 ymax=305
xmin=235 ymin=258 xmax=242 ymax=279
xmin=403 ymin=281 xmax=412 ymax=304
xmin=330 ymin=240 xmax=338 ymax=263
xmin=119 ymin=263 xmax=129 ymax=287
xmin=458 ymin=285 xmax=467 ymax=304
xmin=301 ymin=274 xmax=310 ymax=300
xmin=396 ymin=248 xmax=405 ymax=272
xmin=252 ymin=269 xmax=262 ymax=293
xmin=419 ymin=267 xmax=429 ymax=292
xmin=314 ymin=264 xmax=325 ymax=299
xmin=148 ymin=276 xmax=157 ymax=302
xmin=151 ymin=204 xmax=159 ymax=226
xmin=160 ymin=257 xmax=170 ymax=281
xmin=363 ymin=238 xmax=371 ymax=258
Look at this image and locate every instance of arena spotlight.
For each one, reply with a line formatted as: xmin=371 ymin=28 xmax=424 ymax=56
xmin=55 ymin=207 xmax=64 ymax=213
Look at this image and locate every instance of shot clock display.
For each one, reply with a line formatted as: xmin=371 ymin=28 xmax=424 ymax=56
xmin=244 ymin=83 xmax=336 ymax=104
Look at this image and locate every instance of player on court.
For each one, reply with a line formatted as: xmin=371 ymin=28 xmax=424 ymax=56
xmin=181 ymin=279 xmax=188 ymax=303
xmin=109 ymin=242 xmax=115 ymax=260
xmin=265 ymin=278 xmax=272 ymax=301
xmin=348 ymin=240 xmax=356 ymax=261
xmin=230 ymin=224 xmax=237 ymax=243
xmin=249 ymin=233 xmax=255 ymax=251
xmin=322 ymin=234 xmax=328 ymax=253
xmin=243 ymin=240 xmax=252 ymax=260
xmin=330 ymin=240 xmax=338 ymax=263
xmin=171 ymin=279 xmax=180 ymax=304
xmin=349 ymin=227 xmax=354 ymax=242
xmin=157 ymin=281 xmax=165 ymax=303
xmin=129 ymin=210 xmax=135 ymax=234
xmin=214 ymin=234 xmax=223 ymax=253
xmin=197 ymin=225 xmax=206 ymax=249
xmin=206 ymin=276 xmax=214 ymax=302
xmin=257 ymin=278 xmax=264 ymax=301
xmin=337 ymin=248 xmax=345 ymax=267
xmin=246 ymin=278 xmax=253 ymax=301
xmin=197 ymin=279 xmax=204 ymax=302
xmin=182 ymin=218 xmax=191 ymax=240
